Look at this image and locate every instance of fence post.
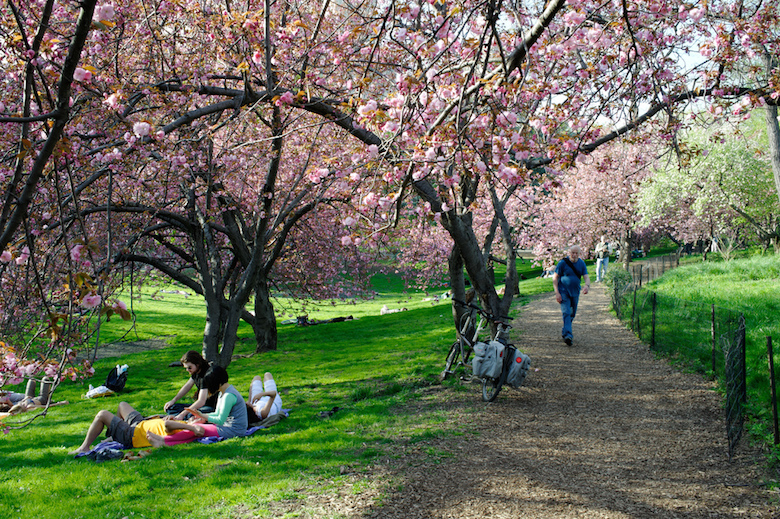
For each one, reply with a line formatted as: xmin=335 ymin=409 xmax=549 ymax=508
xmin=768 ymin=336 xmax=779 ymax=445
xmin=741 ymin=315 xmax=747 ymax=406
xmin=638 ymin=265 xmax=643 ymax=287
xmin=631 ymin=286 xmax=638 ymax=332
xmin=614 ymin=284 xmax=620 ymax=318
xmin=651 ymin=292 xmax=657 ymax=349
xmin=711 ymin=304 xmax=716 ymax=376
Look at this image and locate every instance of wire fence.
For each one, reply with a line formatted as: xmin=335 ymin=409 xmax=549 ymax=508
xmin=611 ymin=254 xmax=747 ymax=460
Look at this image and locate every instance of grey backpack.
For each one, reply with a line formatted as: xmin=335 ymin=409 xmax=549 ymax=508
xmin=472 ymin=340 xmax=505 ymax=379
xmin=505 ymin=348 xmax=531 ymax=389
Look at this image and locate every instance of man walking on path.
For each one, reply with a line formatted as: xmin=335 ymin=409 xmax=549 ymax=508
xmin=553 ymin=244 xmax=590 ymax=345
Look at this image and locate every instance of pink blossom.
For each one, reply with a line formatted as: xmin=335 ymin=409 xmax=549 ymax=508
xmin=342 ymin=216 xmax=357 ymax=227
xmin=362 ymin=192 xmax=379 ymax=208
xmin=82 ymin=294 xmax=102 ymax=309
xmin=0 ymin=251 xmax=11 ymax=263
xmin=70 ymin=244 xmax=84 ymax=262
xmin=341 ymin=235 xmax=353 ymax=246
xmin=689 ymin=8 xmax=704 ymax=21
xmin=357 ymin=100 xmax=378 ymax=116
xmin=275 ymin=91 xmax=294 ymax=106
xmin=104 ymin=92 xmax=122 ymax=110
xmin=133 ymin=121 xmax=151 ymax=137
xmin=113 ymin=300 xmax=127 ymax=311
xmin=15 ymin=246 xmax=29 ymax=265
xmin=367 ymin=144 xmax=379 ymax=159
xmin=382 ymin=121 xmax=399 ymax=133
xmin=73 ymin=67 xmax=92 ymax=82
xmin=252 ymin=51 xmax=263 ymax=64
xmin=94 ymin=4 xmax=115 ymax=22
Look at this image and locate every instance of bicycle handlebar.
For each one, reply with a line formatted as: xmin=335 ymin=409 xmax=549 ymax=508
xmin=452 ymin=298 xmax=512 ymax=325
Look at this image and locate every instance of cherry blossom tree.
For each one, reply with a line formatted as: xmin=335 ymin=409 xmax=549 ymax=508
xmin=3 ymin=0 xmax=780 ymax=377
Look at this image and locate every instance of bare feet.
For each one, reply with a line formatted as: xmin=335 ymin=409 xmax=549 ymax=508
xmin=192 ymin=424 xmax=205 ymax=436
xmin=68 ymin=447 xmax=90 ymax=455
xmin=146 ymin=431 xmax=166 ymax=448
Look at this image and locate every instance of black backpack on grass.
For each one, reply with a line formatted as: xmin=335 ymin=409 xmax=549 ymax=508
xmin=105 ymin=365 xmax=128 ymax=392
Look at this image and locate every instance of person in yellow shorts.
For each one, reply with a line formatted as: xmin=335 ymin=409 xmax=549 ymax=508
xmin=69 ymin=402 xmax=182 ymax=455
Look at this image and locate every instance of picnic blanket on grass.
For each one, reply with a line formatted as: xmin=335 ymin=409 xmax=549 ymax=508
xmin=74 ymin=409 xmax=290 ymax=459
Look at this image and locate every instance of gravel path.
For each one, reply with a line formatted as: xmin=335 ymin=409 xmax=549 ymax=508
xmin=281 ymin=284 xmax=777 ymax=518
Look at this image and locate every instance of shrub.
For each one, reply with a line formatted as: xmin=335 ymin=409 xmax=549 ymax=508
xmin=603 ymin=267 xmax=633 ymax=292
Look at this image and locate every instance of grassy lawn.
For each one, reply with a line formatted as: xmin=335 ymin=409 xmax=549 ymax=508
xmin=0 ymin=267 xmax=552 ymax=519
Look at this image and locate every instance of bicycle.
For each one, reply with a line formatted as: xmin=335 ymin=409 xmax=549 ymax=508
xmin=441 ymin=299 xmax=529 ymax=402
xmin=440 ymin=298 xmax=491 ymax=382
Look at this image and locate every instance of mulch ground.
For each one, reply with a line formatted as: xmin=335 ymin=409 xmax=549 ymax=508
xmin=271 ymin=284 xmax=779 ymax=518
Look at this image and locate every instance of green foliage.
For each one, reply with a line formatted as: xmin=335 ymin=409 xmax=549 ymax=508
xmin=603 ymin=267 xmax=633 ymax=292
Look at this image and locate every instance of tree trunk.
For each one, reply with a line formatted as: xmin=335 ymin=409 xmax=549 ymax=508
xmin=621 ymin=230 xmax=631 ymax=271
xmin=764 ymin=52 xmax=780 ymax=210
xmin=202 ymin=298 xmax=225 ymax=364
xmin=253 ymin=278 xmax=278 ymax=353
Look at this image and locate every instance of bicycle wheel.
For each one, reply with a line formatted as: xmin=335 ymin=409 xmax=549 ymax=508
xmin=482 ymin=376 xmax=503 ymax=401
xmin=481 ymin=348 xmax=511 ymax=401
xmin=440 ymin=341 xmax=461 ymax=381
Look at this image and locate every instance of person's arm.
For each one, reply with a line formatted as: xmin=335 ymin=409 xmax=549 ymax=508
xmin=203 ymin=392 xmax=238 ymax=426
xmin=174 ymin=387 xmax=209 ymax=420
xmin=165 ymin=379 xmax=195 ymax=411
xmin=552 ymin=271 xmax=562 ymax=303
xmin=582 ymin=273 xmax=591 ymax=294
xmin=250 ymin=390 xmax=277 ymax=405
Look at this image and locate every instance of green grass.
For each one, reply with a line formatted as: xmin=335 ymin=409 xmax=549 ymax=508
xmin=634 ymin=253 xmax=780 ymax=447
xmin=0 ymin=269 xmax=553 ymax=519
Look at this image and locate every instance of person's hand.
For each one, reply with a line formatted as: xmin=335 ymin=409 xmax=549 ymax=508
xmin=555 ymin=293 xmax=563 ymax=304
xmin=163 ymin=400 xmax=175 ymax=411
xmin=186 ymin=407 xmax=204 ymax=420
xmin=583 ymin=285 xmax=590 ymax=294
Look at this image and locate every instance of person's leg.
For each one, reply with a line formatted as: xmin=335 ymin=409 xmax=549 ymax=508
xmin=117 ymin=401 xmax=137 ymax=421
xmin=258 ymin=373 xmax=279 ymax=419
xmin=602 ymin=258 xmax=609 ymax=279
xmin=249 ymin=375 xmax=264 ymax=403
xmin=560 ymin=291 xmax=574 ymax=341
xmin=164 ymin=420 xmax=206 ymax=436
xmin=69 ymin=410 xmax=115 ymax=454
xmin=596 ymin=259 xmax=604 ymax=282
xmin=570 ymin=290 xmax=581 ymax=321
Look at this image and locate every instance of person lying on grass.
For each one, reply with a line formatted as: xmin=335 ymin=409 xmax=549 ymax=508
xmin=147 ymin=365 xmax=247 ymax=447
xmin=68 ymin=402 xmax=182 ymax=455
xmin=246 ymin=372 xmax=282 ymax=423
xmin=0 ymin=392 xmax=68 ymax=418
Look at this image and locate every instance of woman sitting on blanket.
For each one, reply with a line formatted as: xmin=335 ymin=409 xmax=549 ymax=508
xmin=164 ymin=350 xmax=218 ymax=419
xmin=147 ymin=365 xmax=247 ymax=447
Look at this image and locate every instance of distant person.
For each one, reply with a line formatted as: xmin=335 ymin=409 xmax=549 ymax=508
xmin=147 ymin=365 xmax=248 ymax=447
xmin=68 ymin=402 xmax=178 ymax=455
xmin=0 ymin=390 xmax=68 ymax=418
xmin=594 ymin=235 xmax=612 ymax=282
xmin=553 ymin=245 xmax=591 ymax=346
xmin=163 ymin=350 xmax=218 ymax=419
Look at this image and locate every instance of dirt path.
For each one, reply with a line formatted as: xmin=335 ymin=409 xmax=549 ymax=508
xmin=291 ymin=284 xmax=777 ymax=518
